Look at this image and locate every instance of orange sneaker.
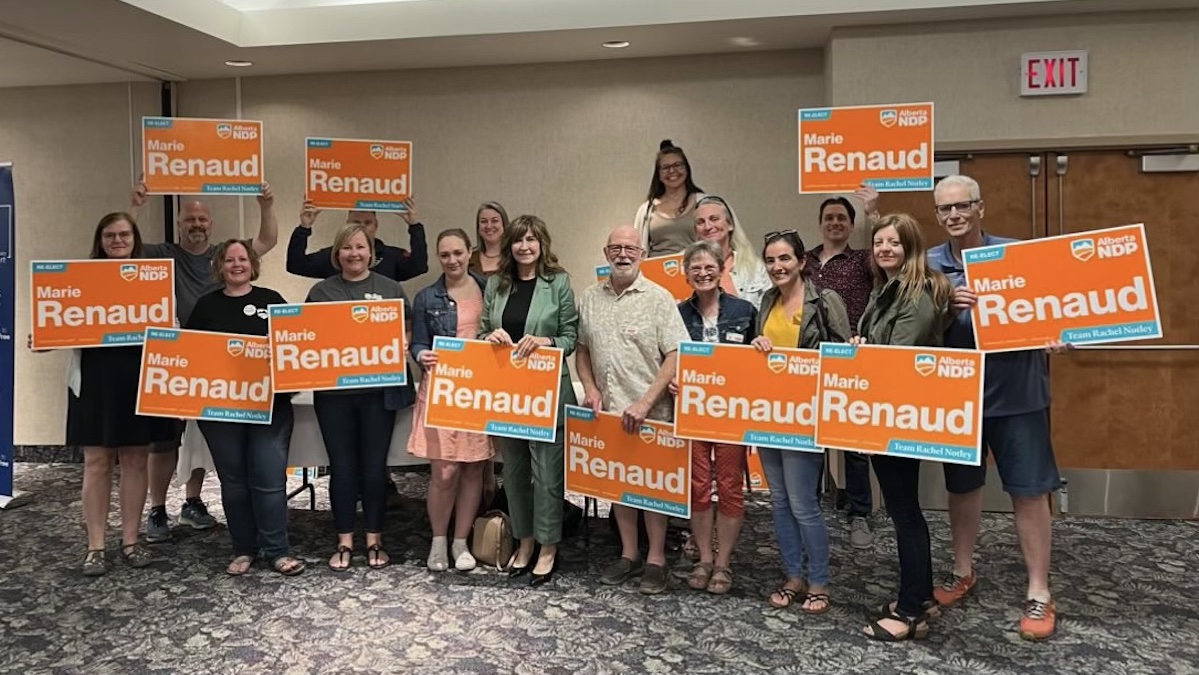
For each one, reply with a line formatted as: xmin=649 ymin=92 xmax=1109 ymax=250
xmin=932 ymin=570 xmax=976 ymax=607
xmin=1019 ymin=598 xmax=1056 ymax=641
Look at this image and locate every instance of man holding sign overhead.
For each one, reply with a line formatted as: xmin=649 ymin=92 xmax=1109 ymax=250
xmin=926 ymin=175 xmax=1065 ymax=641
xmin=575 ymin=225 xmax=691 ymax=595
xmin=130 ymin=175 xmax=280 ymax=545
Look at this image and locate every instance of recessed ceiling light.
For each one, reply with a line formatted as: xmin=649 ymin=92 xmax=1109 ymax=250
xmin=601 ymin=41 xmax=630 ymax=49
xmin=225 ymin=60 xmax=254 ymax=67
xmin=729 ymin=37 xmax=761 ymax=47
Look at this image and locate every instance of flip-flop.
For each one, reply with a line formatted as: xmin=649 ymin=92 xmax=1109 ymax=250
xmin=272 ymin=556 xmax=306 ymax=577
xmin=801 ymin=592 xmax=831 ymax=615
xmin=366 ymin=543 xmax=391 ymax=570
xmin=329 ymin=546 xmax=352 ymax=572
xmin=226 ymin=555 xmax=255 ymax=576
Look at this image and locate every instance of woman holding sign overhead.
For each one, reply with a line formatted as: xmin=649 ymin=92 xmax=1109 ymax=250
xmin=479 ymin=215 xmax=578 ymax=586
xmin=854 ymin=213 xmax=952 ymax=641
xmin=29 ymin=213 xmax=174 ymax=576
xmin=185 ymin=239 xmax=303 ymax=577
xmin=750 ymin=229 xmax=851 ymax=615
xmin=408 ymin=228 xmax=493 ymax=572
xmin=306 ymin=222 xmax=410 ymax=572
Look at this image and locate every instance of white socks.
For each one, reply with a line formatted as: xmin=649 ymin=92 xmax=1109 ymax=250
xmin=427 ymin=536 xmax=449 ymax=572
xmin=452 ymin=538 xmax=476 ymax=571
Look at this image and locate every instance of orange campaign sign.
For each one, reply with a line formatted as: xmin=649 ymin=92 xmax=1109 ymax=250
xmin=142 ymin=117 xmax=264 ymax=195
xmin=814 ymin=343 xmax=984 ymax=466
xmin=962 ymin=223 xmax=1162 ymax=352
xmin=595 ymin=253 xmax=691 ymax=301
xmin=674 ymin=342 xmax=822 ymax=453
xmin=746 ymin=448 xmax=770 ymax=491
xmin=30 ymin=259 xmax=175 ymax=349
xmin=136 ymin=328 xmax=273 ymax=424
xmin=422 ymin=336 xmax=564 ymax=442
xmin=268 ymin=299 xmax=407 ymax=393
xmin=797 ymin=102 xmax=934 ymax=194
xmin=564 ymin=405 xmax=691 ymax=518
xmin=305 ymin=138 xmax=413 ymax=212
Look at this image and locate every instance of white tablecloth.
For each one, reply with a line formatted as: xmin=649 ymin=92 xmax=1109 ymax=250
xmin=175 ymin=390 xmax=421 ymax=485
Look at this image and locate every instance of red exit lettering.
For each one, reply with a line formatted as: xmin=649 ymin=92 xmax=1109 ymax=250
xmin=1026 ymin=56 xmax=1083 ymax=90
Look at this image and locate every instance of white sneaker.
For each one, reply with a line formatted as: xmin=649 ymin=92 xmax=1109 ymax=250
xmin=427 ymin=539 xmax=449 ymax=572
xmin=452 ymin=539 xmax=476 ymax=571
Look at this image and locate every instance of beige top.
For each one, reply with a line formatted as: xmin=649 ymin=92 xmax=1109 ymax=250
xmin=634 ymin=192 xmax=706 ymax=256
xmin=577 ymin=273 xmax=691 ymax=422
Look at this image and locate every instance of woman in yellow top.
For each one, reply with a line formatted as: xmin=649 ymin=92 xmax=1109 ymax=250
xmin=750 ymin=229 xmax=851 ymax=614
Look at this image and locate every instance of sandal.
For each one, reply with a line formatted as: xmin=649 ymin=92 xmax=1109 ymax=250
xmin=272 ymin=556 xmax=306 ymax=577
xmin=82 ymin=549 xmax=107 ymax=577
xmin=769 ymin=580 xmax=808 ymax=609
xmin=877 ymin=599 xmax=941 ymax=621
xmin=366 ymin=543 xmax=390 ymax=570
xmin=226 ymin=555 xmax=255 ymax=576
xmin=801 ymin=592 xmax=831 ymax=615
xmin=863 ymin=612 xmax=930 ymax=641
xmin=687 ymin=562 xmax=715 ymax=590
xmin=707 ymin=567 xmax=733 ymax=595
xmin=329 ymin=545 xmax=353 ymax=572
xmin=120 ymin=542 xmax=155 ymax=568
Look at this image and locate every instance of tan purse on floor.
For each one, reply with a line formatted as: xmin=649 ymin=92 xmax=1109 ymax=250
xmin=470 ymin=510 xmax=514 ymax=570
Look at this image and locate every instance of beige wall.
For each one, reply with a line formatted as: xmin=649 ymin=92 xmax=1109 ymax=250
xmin=828 ymin=10 xmax=1199 ymax=146
xmin=182 ymin=50 xmax=829 ymax=308
xmin=2 ymin=81 xmax=161 ymax=444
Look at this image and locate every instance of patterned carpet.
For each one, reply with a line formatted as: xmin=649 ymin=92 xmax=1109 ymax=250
xmin=1 ymin=462 xmax=1197 ymax=675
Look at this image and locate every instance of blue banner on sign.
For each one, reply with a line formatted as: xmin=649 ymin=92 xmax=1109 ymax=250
xmin=1 ymin=163 xmax=16 ymax=503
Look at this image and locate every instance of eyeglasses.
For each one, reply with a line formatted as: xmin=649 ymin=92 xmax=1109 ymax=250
xmin=764 ymin=229 xmax=798 ymax=241
xmin=658 ymin=161 xmax=686 ymax=175
xmin=102 ymin=231 xmax=133 ymax=241
xmin=686 ymin=264 xmax=720 ymax=275
xmin=935 ymin=200 xmax=979 ymax=216
xmin=604 ymin=244 xmax=643 ymax=256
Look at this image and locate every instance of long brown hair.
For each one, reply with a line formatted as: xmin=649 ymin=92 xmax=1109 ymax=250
xmin=90 ymin=212 xmax=144 ymax=259
xmin=869 ymin=214 xmax=952 ymax=310
xmin=474 ymin=201 xmax=509 ymax=250
xmin=644 ymin=139 xmax=704 ymax=216
xmin=495 ymin=215 xmax=566 ymax=293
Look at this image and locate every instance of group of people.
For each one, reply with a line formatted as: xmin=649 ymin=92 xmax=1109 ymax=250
xmin=41 ymin=138 xmax=1067 ymax=644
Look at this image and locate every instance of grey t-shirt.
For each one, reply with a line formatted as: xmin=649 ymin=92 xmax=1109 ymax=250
xmin=143 ymin=242 xmax=220 ymax=325
xmin=305 ymin=272 xmax=409 ymax=309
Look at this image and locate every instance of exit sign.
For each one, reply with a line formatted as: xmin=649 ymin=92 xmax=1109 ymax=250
xmin=1021 ymin=50 xmax=1088 ymax=96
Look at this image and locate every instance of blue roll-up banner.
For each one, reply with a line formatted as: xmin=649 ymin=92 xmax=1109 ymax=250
xmin=0 ymin=163 xmax=14 ymax=507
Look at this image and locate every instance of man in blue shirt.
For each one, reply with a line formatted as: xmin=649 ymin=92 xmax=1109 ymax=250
xmin=926 ymin=175 xmax=1067 ymax=641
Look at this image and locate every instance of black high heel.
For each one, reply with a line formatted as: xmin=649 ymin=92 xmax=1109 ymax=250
xmin=530 ymin=556 xmax=557 ymax=587
xmin=506 ymin=549 xmax=533 ymax=578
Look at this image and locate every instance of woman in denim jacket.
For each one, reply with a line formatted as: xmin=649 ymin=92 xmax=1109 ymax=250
xmin=407 ymin=228 xmax=493 ymax=572
xmin=673 ymin=240 xmax=758 ymax=595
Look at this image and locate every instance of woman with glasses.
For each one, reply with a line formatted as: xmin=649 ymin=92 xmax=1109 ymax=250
xmin=750 ymin=229 xmax=851 ymax=614
xmin=479 ymin=215 xmax=578 ymax=586
xmin=855 ymin=214 xmax=952 ymax=641
xmin=692 ymin=195 xmax=770 ymax=309
xmin=634 ymin=139 xmax=707 ymax=256
xmin=468 ymin=201 xmax=510 ymax=278
xmin=671 ymin=240 xmax=758 ymax=595
xmin=29 ymin=213 xmax=173 ymax=576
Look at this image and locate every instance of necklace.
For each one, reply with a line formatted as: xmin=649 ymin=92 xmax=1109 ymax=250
xmin=481 ymin=251 xmax=501 ymax=259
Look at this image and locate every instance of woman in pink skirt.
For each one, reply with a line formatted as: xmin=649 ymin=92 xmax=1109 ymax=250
xmin=408 ymin=228 xmax=495 ymax=571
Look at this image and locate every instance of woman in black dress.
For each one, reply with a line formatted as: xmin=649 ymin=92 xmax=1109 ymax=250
xmin=33 ymin=213 xmax=175 ymax=576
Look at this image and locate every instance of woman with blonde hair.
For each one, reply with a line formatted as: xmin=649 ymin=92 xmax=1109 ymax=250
xmin=479 ymin=215 xmax=578 ymax=586
xmin=692 ymin=195 xmax=770 ymax=309
xmin=855 ymin=213 xmax=952 ymax=641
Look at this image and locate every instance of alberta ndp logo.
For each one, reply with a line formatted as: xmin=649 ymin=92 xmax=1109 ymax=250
xmin=351 ymin=305 xmax=370 ymax=324
xmin=226 ymin=338 xmax=245 ymax=357
xmin=766 ymin=352 xmax=788 ymax=374
xmin=216 ymin=123 xmax=233 ymax=140
xmin=914 ymin=353 xmax=936 ymax=377
xmin=369 ymin=144 xmax=385 ymax=160
xmin=1071 ymin=238 xmax=1096 ymax=262
xmin=639 ymin=424 xmax=657 ymax=444
xmin=661 ymin=259 xmax=680 ymax=277
xmin=509 ymin=350 xmax=528 ymax=369
xmin=879 ymin=109 xmax=898 ymax=128
xmin=119 ymin=263 xmax=138 ymax=281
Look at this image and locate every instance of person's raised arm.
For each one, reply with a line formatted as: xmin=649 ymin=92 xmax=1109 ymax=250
xmin=250 ymin=181 xmax=279 ymax=256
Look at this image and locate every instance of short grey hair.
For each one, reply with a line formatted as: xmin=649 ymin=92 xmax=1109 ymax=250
xmin=682 ymin=239 xmax=725 ymax=271
xmin=934 ymin=175 xmax=982 ymax=201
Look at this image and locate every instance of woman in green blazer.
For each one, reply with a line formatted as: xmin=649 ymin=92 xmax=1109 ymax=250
xmin=480 ymin=215 xmax=578 ymax=586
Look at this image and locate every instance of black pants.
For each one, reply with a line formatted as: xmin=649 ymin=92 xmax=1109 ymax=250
xmin=870 ymin=454 xmax=932 ymax=618
xmin=313 ymin=390 xmax=396 ymax=534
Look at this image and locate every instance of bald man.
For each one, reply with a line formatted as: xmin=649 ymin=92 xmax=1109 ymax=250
xmin=575 ymin=225 xmax=690 ymax=594
xmin=130 ymin=178 xmax=280 ymax=543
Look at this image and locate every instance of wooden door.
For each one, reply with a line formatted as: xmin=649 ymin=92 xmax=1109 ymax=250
xmin=1047 ymin=151 xmax=1199 ymax=470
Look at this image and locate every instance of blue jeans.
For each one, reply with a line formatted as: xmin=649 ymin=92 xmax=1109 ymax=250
xmin=198 ymin=398 xmax=295 ymax=560
xmin=759 ymin=448 xmax=830 ymax=585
